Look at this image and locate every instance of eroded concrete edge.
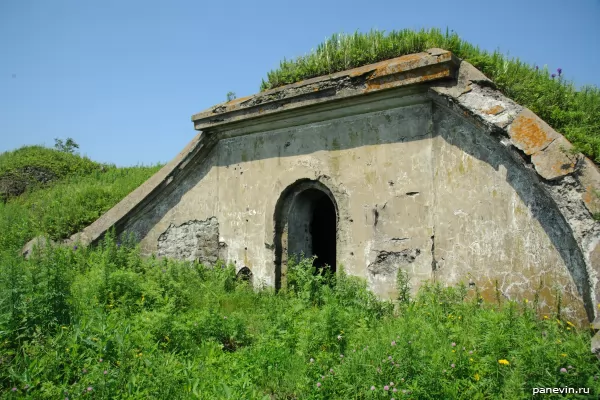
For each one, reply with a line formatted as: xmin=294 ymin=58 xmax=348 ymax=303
xmin=429 ymin=60 xmax=600 ymax=355
xmin=191 ymin=49 xmax=459 ymax=130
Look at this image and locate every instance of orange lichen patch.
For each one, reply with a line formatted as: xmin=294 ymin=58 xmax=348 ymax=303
xmin=508 ymin=109 xmax=558 ymax=155
xmin=483 ymin=105 xmax=505 ymax=115
xmin=347 ymin=51 xmax=446 ymax=79
xmin=365 ymin=65 xmax=452 ymax=92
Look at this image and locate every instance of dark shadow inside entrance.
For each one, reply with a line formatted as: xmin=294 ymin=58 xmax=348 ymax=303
xmin=273 ymin=180 xmax=338 ymax=290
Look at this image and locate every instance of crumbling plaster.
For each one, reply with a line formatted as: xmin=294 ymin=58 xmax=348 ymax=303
xmin=59 ymin=49 xmax=600 ymax=352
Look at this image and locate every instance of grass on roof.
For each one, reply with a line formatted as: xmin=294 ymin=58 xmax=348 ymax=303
xmin=260 ymin=28 xmax=600 ymax=164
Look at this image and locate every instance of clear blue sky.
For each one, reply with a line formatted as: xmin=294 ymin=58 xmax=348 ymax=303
xmin=2 ymin=0 xmax=599 ymax=167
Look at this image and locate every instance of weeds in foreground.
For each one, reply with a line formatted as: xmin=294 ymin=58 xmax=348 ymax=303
xmin=1 ymin=236 xmax=599 ymax=399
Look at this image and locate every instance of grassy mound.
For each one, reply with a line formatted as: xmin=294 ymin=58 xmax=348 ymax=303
xmin=260 ymin=28 xmax=600 ymax=163
xmin=0 ymin=146 xmax=105 ymax=202
xmin=0 ymin=145 xmax=161 ymax=251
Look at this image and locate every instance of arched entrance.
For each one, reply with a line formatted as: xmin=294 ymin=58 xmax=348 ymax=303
xmin=273 ymin=179 xmax=338 ymax=290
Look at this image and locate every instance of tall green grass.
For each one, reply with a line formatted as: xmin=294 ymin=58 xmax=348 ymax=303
xmin=1 ymin=244 xmax=598 ymax=399
xmin=261 ymin=28 xmax=600 ymax=163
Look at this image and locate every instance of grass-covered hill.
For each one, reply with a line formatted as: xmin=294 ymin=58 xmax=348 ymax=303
xmin=0 ymin=147 xmax=599 ymax=399
xmin=2 ymin=29 xmax=600 ymax=398
xmin=261 ymin=28 xmax=600 ymax=164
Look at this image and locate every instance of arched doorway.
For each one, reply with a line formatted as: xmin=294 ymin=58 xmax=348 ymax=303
xmin=273 ymin=179 xmax=338 ymax=290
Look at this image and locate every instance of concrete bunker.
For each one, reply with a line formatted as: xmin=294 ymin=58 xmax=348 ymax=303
xmin=273 ymin=179 xmax=338 ymax=290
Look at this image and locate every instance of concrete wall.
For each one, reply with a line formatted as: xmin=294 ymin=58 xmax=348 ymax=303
xmin=120 ymin=94 xmax=587 ymax=323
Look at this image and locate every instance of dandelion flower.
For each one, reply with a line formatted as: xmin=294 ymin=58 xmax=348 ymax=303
xmin=498 ymin=359 xmax=510 ymax=366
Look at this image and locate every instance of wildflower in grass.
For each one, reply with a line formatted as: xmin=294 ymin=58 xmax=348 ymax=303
xmin=498 ymin=359 xmax=510 ymax=366
xmin=371 ymin=386 xmax=376 ymax=391
xmin=310 ymin=358 xmax=314 ymax=363
xmin=337 ymin=334 xmax=342 ymax=340
xmin=474 ymin=373 xmax=480 ymax=381
xmin=340 ymin=354 xmax=344 ymax=358
xmin=99 ymin=358 xmax=103 ymax=362
xmin=388 ymin=356 xmax=392 ymax=360
xmin=568 ymin=365 xmax=573 ymax=369
xmin=469 ymin=350 xmax=473 ymax=354
xmin=391 ymin=340 xmax=396 ymax=346
xmin=567 ymin=321 xmax=575 ymax=327
xmin=73 ymin=245 xmax=78 ymax=250
xmin=104 ymin=370 xmax=108 ymax=375
xmin=451 ymin=342 xmax=456 ymax=347
xmin=561 ymin=353 xmax=567 ymax=357
xmin=560 ymin=368 xmax=568 ymax=373
xmin=316 ymin=382 xmax=321 ymax=388
xmin=384 ymin=385 xmax=390 ymax=391
xmin=393 ymin=387 xmax=398 ymax=392
xmin=408 ymin=340 xmax=412 ymax=344
xmin=12 ymin=388 xmax=17 ymax=392
xmin=87 ymin=386 xmax=93 ymax=392
xmin=330 ymin=368 xmax=334 ymax=374
xmin=390 ymin=382 xmax=394 ymax=386
xmin=451 ymin=363 xmax=455 ymax=368
xmin=558 ymin=68 xmax=562 ymax=76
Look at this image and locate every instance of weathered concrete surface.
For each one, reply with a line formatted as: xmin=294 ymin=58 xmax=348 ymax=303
xmin=60 ymin=49 xmax=600 ymax=354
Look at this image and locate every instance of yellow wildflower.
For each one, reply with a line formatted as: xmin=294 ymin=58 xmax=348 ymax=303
xmin=474 ymin=373 xmax=480 ymax=381
xmin=498 ymin=359 xmax=510 ymax=366
xmin=567 ymin=321 xmax=575 ymax=327
xmin=561 ymin=353 xmax=567 ymax=357
xmin=544 ymin=316 xmax=549 ymax=319
xmin=470 ymin=358 xmax=474 ymax=362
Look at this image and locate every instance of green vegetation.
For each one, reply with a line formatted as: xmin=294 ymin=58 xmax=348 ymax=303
xmin=260 ymin=28 xmax=600 ymax=163
xmin=0 ymin=145 xmax=161 ymax=251
xmin=0 ymin=145 xmax=599 ymax=399
xmin=1 ymin=245 xmax=599 ymax=399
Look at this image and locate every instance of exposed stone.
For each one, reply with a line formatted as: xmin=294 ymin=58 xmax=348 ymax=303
xmin=508 ymin=109 xmax=560 ymax=155
xmin=367 ymin=249 xmax=421 ymax=277
xmin=530 ymin=136 xmax=579 ymax=180
xmin=579 ymin=158 xmax=600 ymax=216
xmin=21 ymin=236 xmax=55 ymax=259
xmin=157 ymin=217 xmax=219 ymax=265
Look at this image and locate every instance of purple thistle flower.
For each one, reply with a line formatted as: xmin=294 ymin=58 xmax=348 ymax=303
xmin=551 ymin=73 xmax=556 ymax=79
xmin=73 ymin=245 xmax=78 ymax=250
xmin=560 ymin=368 xmax=567 ymax=373
xmin=557 ymin=68 xmax=562 ymax=76
xmin=384 ymin=385 xmax=390 ymax=391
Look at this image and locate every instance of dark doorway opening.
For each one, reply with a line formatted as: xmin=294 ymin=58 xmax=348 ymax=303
xmin=310 ymin=193 xmax=336 ymax=271
xmin=273 ymin=180 xmax=338 ymax=290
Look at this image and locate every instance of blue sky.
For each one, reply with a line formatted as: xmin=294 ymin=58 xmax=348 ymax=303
xmin=2 ymin=0 xmax=599 ymax=166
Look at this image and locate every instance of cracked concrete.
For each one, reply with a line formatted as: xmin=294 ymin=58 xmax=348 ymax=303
xmin=61 ymin=49 xmax=600 ymax=355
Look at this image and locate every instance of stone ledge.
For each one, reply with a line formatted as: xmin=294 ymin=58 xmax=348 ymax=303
xmin=191 ymin=49 xmax=459 ymax=130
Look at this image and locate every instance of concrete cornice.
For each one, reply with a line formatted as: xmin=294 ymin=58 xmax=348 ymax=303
xmin=192 ymin=48 xmax=459 ymax=131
